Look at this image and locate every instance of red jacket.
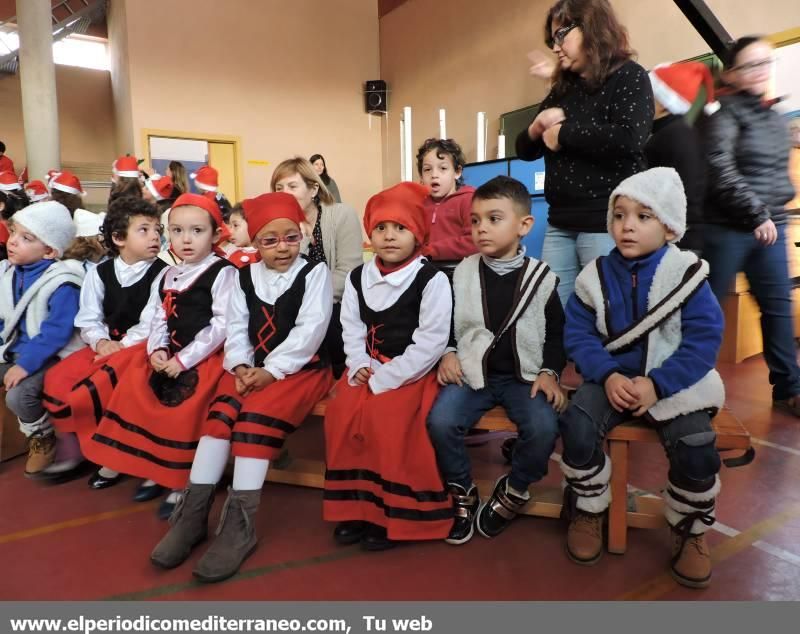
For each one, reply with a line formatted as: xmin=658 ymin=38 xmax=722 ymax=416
xmin=422 ymin=185 xmax=477 ymax=261
xmin=0 ymin=155 xmax=15 ymax=176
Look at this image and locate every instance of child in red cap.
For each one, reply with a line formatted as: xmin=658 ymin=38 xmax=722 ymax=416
xmin=323 ymin=182 xmax=454 ymax=550
xmin=82 ymin=193 xmax=237 ymax=519
xmin=151 ymin=192 xmax=335 ymax=582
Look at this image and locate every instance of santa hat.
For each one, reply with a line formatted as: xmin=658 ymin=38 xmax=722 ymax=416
xmin=145 ymin=174 xmax=174 ymax=201
xmin=50 ymin=170 xmax=85 ymax=196
xmin=25 ymin=180 xmax=50 ymax=202
xmin=11 ymin=201 xmax=76 ymax=256
xmin=242 ymin=192 xmax=306 ymax=241
xmin=112 ymin=155 xmax=140 ymax=178
xmin=649 ymin=61 xmax=720 ymax=116
xmin=607 ymin=167 xmax=687 ymax=243
xmin=45 ymin=169 xmax=62 ymax=188
xmin=190 ymin=165 xmax=218 ymax=192
xmin=74 ymin=208 xmax=106 ymax=238
xmin=363 ymin=182 xmax=430 ymax=246
xmin=0 ymin=171 xmax=23 ymax=192
xmin=170 ymin=193 xmax=224 ymax=238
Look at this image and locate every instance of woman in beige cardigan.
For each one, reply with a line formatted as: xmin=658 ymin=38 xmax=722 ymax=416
xmin=271 ymin=157 xmax=363 ymax=371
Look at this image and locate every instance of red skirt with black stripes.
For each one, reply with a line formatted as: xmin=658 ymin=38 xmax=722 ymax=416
xmin=81 ymin=350 xmax=225 ymax=489
xmin=43 ymin=344 xmax=144 ymax=446
xmin=322 ymin=372 xmax=453 ymax=541
xmin=203 ymin=367 xmax=334 ymax=460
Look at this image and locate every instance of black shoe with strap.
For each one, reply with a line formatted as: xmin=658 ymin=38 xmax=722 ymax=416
xmin=361 ymin=523 xmax=396 ymax=551
xmin=333 ymin=521 xmax=368 ymax=545
xmin=476 ymin=474 xmax=529 ymax=539
xmin=445 ymin=483 xmax=479 ymax=545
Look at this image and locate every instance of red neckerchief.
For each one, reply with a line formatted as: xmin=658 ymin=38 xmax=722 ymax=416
xmin=375 ymin=250 xmax=420 ymax=276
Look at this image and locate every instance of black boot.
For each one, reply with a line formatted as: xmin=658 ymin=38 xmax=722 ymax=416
xmin=476 ymin=475 xmax=529 ymax=538
xmin=445 ymin=483 xmax=479 ymax=545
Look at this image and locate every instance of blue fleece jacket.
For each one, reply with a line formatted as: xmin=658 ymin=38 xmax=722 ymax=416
xmin=565 ymin=245 xmax=723 ymax=398
xmin=0 ymin=259 xmax=81 ymax=374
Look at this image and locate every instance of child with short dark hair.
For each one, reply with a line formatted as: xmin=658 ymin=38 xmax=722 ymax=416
xmin=0 ymin=201 xmax=83 ymax=477
xmin=559 ymin=167 xmax=724 ymax=589
xmin=427 ymin=175 xmax=565 ymax=544
xmin=43 ymin=197 xmax=167 ymax=485
xmin=225 ymin=203 xmax=260 ymax=267
xmin=416 ymin=138 xmax=477 ymax=270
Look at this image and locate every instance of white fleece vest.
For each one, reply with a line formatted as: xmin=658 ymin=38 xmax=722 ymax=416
xmin=453 ymin=254 xmax=557 ymax=390
xmin=0 ymin=260 xmax=86 ymax=361
xmin=574 ymin=245 xmax=724 ymax=422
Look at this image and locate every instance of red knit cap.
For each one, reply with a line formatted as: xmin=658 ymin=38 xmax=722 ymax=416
xmin=242 ymin=192 xmax=306 ymax=241
xmin=170 ymin=193 xmax=225 ymax=240
xmin=363 ymin=182 xmax=430 ymax=246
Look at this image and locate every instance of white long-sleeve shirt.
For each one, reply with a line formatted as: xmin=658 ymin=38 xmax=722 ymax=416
xmin=75 ymin=257 xmax=168 ymax=351
xmin=340 ymin=256 xmax=452 ymax=395
xmin=146 ymin=253 xmax=237 ymax=370
xmin=224 ymin=258 xmax=333 ymax=380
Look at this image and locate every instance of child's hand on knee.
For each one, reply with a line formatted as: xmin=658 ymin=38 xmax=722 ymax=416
xmin=3 ymin=364 xmax=28 ymax=390
xmin=160 ymin=357 xmax=183 ymax=379
xmin=150 ymin=350 xmax=169 ymax=372
xmin=242 ymin=367 xmax=275 ymax=393
xmin=631 ymin=377 xmax=658 ymax=417
xmin=437 ymin=352 xmax=464 ymax=386
xmin=353 ymin=367 xmax=373 ymax=386
xmin=604 ymin=372 xmax=639 ymax=413
xmin=95 ymin=339 xmax=124 ymax=360
xmin=531 ymin=372 xmax=567 ymax=413
xmin=233 ymin=365 xmax=251 ymax=395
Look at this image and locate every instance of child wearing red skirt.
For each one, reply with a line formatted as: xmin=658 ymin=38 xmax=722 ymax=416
xmin=324 ymin=182 xmax=454 ymax=551
xmin=43 ymin=197 xmax=167 ymax=487
xmin=151 ymin=192 xmax=334 ymax=582
xmin=82 ymin=193 xmax=237 ymax=518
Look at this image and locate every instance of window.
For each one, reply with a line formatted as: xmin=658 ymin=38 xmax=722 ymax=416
xmin=0 ymin=28 xmax=109 ymax=72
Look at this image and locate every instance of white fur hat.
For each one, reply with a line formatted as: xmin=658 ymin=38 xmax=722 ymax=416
xmin=607 ymin=167 xmax=687 ymax=243
xmin=11 ymin=201 xmax=76 ymax=256
xmin=74 ymin=208 xmax=106 ymax=238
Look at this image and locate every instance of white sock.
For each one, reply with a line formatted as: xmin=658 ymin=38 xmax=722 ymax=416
xmin=232 ymin=457 xmax=270 ymax=491
xmin=98 ymin=467 xmax=119 ymax=478
xmin=189 ymin=436 xmax=231 ymax=485
xmin=142 ymin=479 xmax=157 ymax=487
xmin=165 ymin=490 xmax=182 ymax=504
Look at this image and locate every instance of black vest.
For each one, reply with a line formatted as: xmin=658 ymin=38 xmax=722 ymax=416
xmin=96 ymin=258 xmax=168 ymax=341
xmin=350 ymin=262 xmax=439 ymax=361
xmin=158 ymin=258 xmax=231 ymax=353
xmin=239 ymin=258 xmax=329 ymax=369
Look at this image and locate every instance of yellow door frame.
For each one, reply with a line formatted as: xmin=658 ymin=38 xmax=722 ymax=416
xmin=140 ymin=128 xmax=244 ymax=202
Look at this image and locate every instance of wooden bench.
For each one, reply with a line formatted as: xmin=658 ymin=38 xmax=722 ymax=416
xmin=266 ymin=398 xmax=753 ymax=554
xmin=0 ymin=402 xmax=28 ymax=463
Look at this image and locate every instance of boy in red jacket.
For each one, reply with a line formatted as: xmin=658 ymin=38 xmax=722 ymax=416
xmin=417 ymin=139 xmax=477 ymax=275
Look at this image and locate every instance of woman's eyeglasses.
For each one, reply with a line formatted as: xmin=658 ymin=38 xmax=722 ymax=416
xmin=256 ymin=234 xmax=303 ymax=249
xmin=734 ymin=58 xmax=775 ymax=73
xmin=546 ymin=23 xmax=579 ymax=49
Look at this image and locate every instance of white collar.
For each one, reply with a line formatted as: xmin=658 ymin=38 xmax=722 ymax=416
xmin=261 ymin=255 xmax=305 ymax=285
xmin=115 ymin=256 xmax=156 ymax=273
xmin=363 ymin=255 xmax=424 ymax=289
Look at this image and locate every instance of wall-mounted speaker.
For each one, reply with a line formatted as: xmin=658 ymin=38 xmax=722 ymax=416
xmin=365 ymin=80 xmax=387 ymax=114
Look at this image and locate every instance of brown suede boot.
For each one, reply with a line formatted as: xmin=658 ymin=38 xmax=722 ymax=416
xmin=566 ymin=511 xmax=604 ymax=565
xmin=24 ymin=433 xmax=57 ymax=478
xmin=670 ymin=527 xmax=712 ymax=588
xmin=150 ymin=483 xmax=216 ymax=569
xmin=193 ymin=488 xmax=259 ymax=583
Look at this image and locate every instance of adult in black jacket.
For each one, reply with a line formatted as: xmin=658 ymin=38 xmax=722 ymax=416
xmin=516 ymin=0 xmax=653 ymax=304
xmin=702 ymin=36 xmax=800 ymax=415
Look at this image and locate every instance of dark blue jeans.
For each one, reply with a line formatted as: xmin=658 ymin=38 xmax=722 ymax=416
xmin=704 ymin=223 xmax=800 ymax=400
xmin=559 ymin=383 xmax=721 ymax=488
xmin=426 ymin=374 xmax=559 ymax=492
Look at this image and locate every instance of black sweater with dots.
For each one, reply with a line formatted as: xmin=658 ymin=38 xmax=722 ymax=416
xmin=516 ymin=60 xmax=654 ymax=232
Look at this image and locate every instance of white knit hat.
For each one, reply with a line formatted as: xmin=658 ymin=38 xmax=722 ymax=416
xmin=11 ymin=201 xmax=76 ymax=256
xmin=607 ymin=167 xmax=687 ymax=243
xmin=74 ymin=208 xmax=106 ymax=238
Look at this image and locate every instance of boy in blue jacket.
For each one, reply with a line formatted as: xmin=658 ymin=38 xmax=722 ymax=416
xmin=0 ymin=201 xmax=83 ymax=477
xmin=560 ymin=167 xmax=724 ymax=589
